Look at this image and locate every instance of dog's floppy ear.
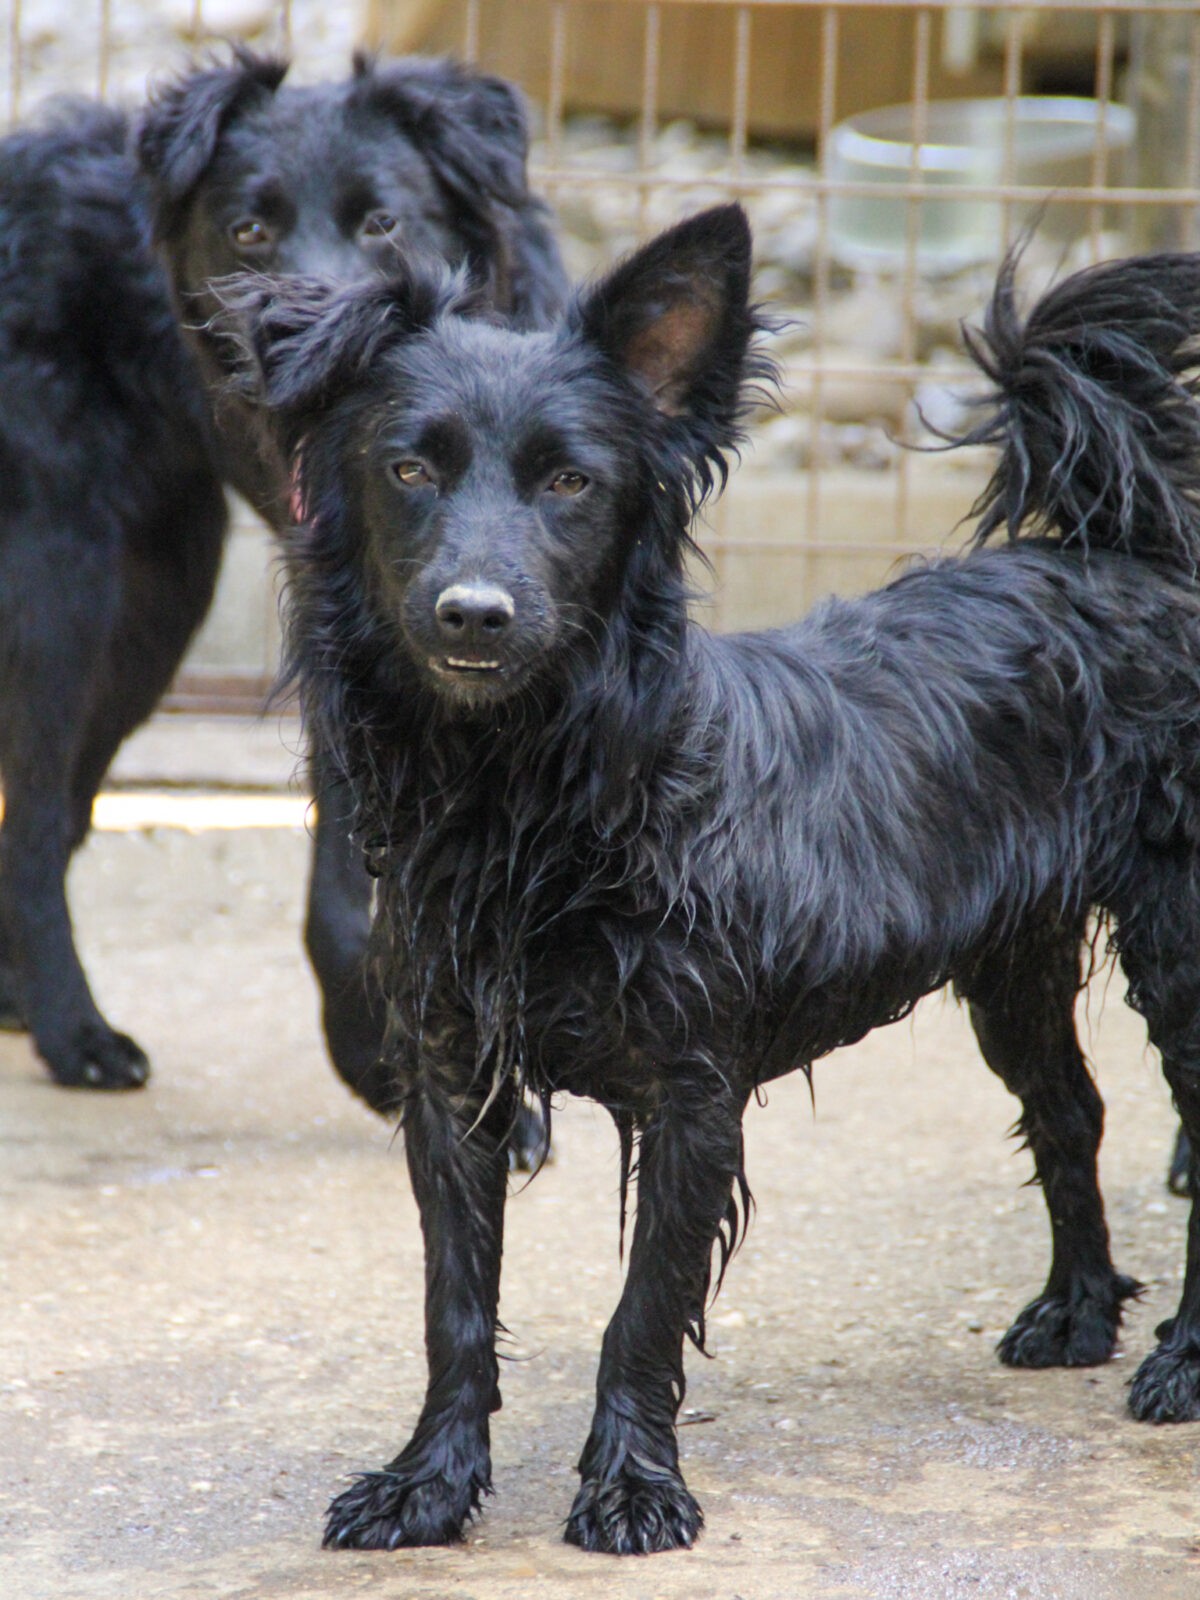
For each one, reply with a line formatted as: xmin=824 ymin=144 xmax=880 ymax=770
xmin=216 ymin=269 xmax=462 ymax=441
xmin=579 ymin=204 xmax=758 ymax=436
xmin=350 ymin=54 xmax=533 ymax=210
xmin=137 ymin=48 xmax=288 ymax=237
xmin=217 ymin=277 xmax=398 ymax=433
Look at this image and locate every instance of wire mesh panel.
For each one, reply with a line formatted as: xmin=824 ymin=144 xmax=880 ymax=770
xmin=6 ymin=0 xmax=1200 ymax=695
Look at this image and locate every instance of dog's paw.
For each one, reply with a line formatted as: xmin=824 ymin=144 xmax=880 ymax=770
xmin=1128 ymin=1337 xmax=1200 ymax=1422
xmin=44 ymin=1023 xmax=150 ymax=1090
xmin=323 ymin=1467 xmax=486 ymax=1549
xmin=996 ymin=1274 xmax=1141 ymax=1369
xmin=564 ymin=1464 xmax=703 ymax=1555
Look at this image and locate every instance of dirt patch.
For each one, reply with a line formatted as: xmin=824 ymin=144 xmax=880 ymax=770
xmin=3 ymin=817 xmax=1199 ymax=1599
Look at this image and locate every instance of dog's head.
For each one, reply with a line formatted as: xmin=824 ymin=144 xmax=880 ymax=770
xmin=136 ymin=48 xmax=564 ymax=326
xmin=224 ymin=204 xmax=764 ymax=717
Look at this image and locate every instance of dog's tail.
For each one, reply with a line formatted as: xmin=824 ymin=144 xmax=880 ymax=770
xmin=956 ymin=249 xmax=1200 ymax=575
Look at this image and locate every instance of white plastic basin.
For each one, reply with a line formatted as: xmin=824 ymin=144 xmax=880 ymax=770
xmin=826 ymin=96 xmax=1136 ymax=273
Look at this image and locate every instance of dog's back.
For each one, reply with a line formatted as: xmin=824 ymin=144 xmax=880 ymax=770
xmin=0 ymin=104 xmax=216 ymax=520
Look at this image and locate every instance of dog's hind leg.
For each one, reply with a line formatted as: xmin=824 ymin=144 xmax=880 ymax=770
xmin=565 ymin=1078 xmax=747 ymax=1554
xmin=958 ymin=914 xmax=1140 ymax=1368
xmin=0 ymin=480 xmax=224 ymax=1088
xmin=323 ymin=1062 xmax=513 ymax=1548
xmin=0 ymin=524 xmax=155 ymax=1088
xmin=0 ymin=679 xmax=149 ymax=1088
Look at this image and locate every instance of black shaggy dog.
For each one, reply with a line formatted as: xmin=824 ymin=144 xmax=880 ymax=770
xmin=0 ymin=104 xmax=226 ymax=1086
xmin=229 ymin=204 xmax=1200 ymax=1555
xmin=0 ymin=49 xmax=566 ymax=1101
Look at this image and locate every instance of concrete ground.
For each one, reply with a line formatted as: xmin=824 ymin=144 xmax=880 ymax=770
xmin=3 ymin=715 xmax=1200 ymax=1600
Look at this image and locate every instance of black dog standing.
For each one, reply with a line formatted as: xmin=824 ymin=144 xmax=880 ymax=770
xmin=230 ymin=204 xmax=1200 ymax=1555
xmin=0 ymin=105 xmax=226 ymax=1086
xmin=0 ymin=50 xmax=566 ymax=1102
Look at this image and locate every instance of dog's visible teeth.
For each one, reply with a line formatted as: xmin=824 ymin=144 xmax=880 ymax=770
xmin=446 ymin=658 xmax=501 ymax=671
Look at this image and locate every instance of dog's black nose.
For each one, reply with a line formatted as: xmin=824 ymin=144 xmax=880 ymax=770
xmin=435 ymin=583 xmax=515 ymax=645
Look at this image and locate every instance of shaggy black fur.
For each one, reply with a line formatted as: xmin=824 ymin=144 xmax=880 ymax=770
xmin=0 ymin=50 xmax=566 ymax=1116
xmin=0 ymin=104 xmax=225 ymax=1086
xmin=228 ymin=206 xmax=1200 ymax=1554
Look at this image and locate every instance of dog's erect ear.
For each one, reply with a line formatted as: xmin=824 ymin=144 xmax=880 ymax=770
xmin=579 ymin=205 xmax=757 ymax=427
xmin=137 ymin=48 xmax=288 ymax=236
xmin=349 ymin=54 xmax=533 ymax=210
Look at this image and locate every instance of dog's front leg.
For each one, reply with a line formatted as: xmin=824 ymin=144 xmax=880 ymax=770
xmin=566 ymin=1081 xmax=746 ymax=1554
xmin=324 ymin=1067 xmax=512 ymax=1548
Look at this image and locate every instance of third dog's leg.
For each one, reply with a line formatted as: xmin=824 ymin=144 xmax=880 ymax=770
xmin=323 ymin=1067 xmax=512 ymax=1547
xmin=565 ymin=1080 xmax=746 ymax=1554
xmin=960 ymin=918 xmax=1139 ymax=1367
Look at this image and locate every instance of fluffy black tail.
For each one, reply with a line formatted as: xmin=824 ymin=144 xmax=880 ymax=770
xmin=957 ymin=248 xmax=1200 ymax=575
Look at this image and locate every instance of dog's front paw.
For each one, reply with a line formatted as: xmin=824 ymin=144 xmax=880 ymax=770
xmin=997 ymin=1274 xmax=1141 ymax=1369
xmin=44 ymin=1022 xmax=149 ymax=1089
xmin=1128 ymin=1336 xmax=1200 ymax=1422
xmin=324 ymin=1464 xmax=488 ymax=1549
xmin=565 ymin=1463 xmax=703 ymax=1554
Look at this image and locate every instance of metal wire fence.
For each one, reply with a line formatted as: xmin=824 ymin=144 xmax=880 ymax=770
xmin=6 ymin=0 xmax=1199 ymax=701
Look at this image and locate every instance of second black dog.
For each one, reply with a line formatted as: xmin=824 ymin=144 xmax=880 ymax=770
xmin=0 ymin=49 xmax=566 ymax=1101
xmin=136 ymin=47 xmax=568 ymax=1138
xmin=0 ymin=104 xmax=226 ymax=1085
xmin=230 ymin=207 xmax=1200 ymax=1553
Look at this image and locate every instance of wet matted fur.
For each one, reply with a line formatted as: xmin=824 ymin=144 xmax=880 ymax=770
xmin=228 ymin=206 xmax=1200 ymax=1553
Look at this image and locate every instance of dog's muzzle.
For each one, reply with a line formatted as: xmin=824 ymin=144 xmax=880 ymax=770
xmin=432 ymin=583 xmax=516 ymax=675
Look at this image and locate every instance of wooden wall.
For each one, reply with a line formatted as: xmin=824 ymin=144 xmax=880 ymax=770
xmin=365 ymin=1 xmax=1008 ymax=139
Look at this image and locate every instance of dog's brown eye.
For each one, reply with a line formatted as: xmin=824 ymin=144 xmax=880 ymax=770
xmin=549 ymin=470 xmax=588 ymax=498
xmin=393 ymin=460 xmax=431 ymax=488
xmin=231 ymin=218 xmax=271 ymax=250
xmin=363 ymin=212 xmax=399 ymax=238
